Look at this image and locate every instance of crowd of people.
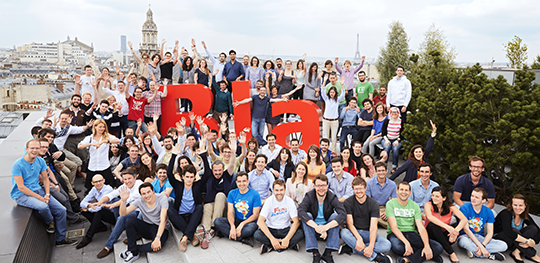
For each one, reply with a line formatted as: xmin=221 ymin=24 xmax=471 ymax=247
xmin=10 ymin=39 xmax=540 ymax=263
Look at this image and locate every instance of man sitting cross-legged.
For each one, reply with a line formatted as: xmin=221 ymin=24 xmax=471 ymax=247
xmin=254 ymin=179 xmax=304 ymax=254
xmin=339 ymin=177 xmax=392 ymax=263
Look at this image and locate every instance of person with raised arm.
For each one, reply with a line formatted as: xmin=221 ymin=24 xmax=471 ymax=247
xmin=74 ymin=65 xmax=97 ymax=99
xmin=321 ymin=73 xmax=347 ymax=152
xmin=119 ymin=182 xmax=169 ymax=263
xmin=277 ymin=60 xmax=296 ymax=96
xmin=89 ymin=55 xmax=114 ymax=102
xmin=102 ymin=80 xmax=130 ymax=134
xmin=201 ymin=40 xmax=226 ymax=81
xmin=147 ymin=53 xmax=162 ymax=85
xmin=143 ymin=79 xmax=167 ymax=128
xmin=335 ymin=56 xmax=365 ymax=102
xmin=304 ymin=62 xmax=321 ymax=104
xmin=158 ymin=39 xmax=176 ymax=83
xmin=124 ymin=83 xmax=158 ymax=134
xmin=293 ymin=54 xmax=307 ymax=100
xmin=233 ymin=86 xmax=288 ymax=146
xmin=128 ymin=41 xmax=149 ymax=83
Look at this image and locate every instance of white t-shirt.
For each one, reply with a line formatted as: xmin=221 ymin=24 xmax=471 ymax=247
xmin=260 ymin=195 xmax=297 ymax=229
xmin=79 ymin=134 xmax=117 ymax=171
xmin=80 ymin=75 xmax=96 ymax=98
xmin=103 ymin=88 xmax=129 ymax=115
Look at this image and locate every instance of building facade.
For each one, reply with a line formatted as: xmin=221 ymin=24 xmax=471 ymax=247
xmin=139 ymin=8 xmax=159 ymax=57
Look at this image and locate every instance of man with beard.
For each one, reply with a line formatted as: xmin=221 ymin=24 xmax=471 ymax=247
xmin=298 ymin=174 xmax=346 ymax=263
xmin=62 ymin=94 xmax=90 ymax=165
xmin=202 ymin=40 xmax=226 ymax=82
xmin=54 ymin=110 xmax=93 ymax=178
xmin=242 ymin=55 xmax=250 ymax=77
xmin=355 ymin=71 xmax=374 ymax=109
xmin=373 ymin=86 xmax=387 ymax=105
xmin=453 ymin=156 xmax=496 ymax=209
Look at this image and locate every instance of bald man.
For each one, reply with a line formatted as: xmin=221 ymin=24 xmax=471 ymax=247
xmin=77 ymin=174 xmax=116 ymax=249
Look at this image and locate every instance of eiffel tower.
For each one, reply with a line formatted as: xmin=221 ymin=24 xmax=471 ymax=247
xmin=354 ymin=33 xmax=361 ymax=62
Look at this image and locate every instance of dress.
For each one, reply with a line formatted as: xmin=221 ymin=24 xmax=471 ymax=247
xmin=265 ymin=94 xmax=282 ymax=125
xmin=278 ymin=73 xmax=294 ymax=95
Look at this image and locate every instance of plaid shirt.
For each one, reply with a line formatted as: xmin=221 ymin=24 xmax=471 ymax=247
xmin=143 ymin=91 xmax=164 ymax=117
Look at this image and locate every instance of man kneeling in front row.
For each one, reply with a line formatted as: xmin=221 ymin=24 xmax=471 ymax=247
xmin=119 ymin=182 xmax=169 ymax=263
xmin=255 ymin=179 xmax=304 ymax=254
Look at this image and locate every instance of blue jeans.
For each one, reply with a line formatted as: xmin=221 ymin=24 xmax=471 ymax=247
xmin=340 ymin=228 xmax=391 ymax=261
xmin=251 ymin=118 xmax=266 ymax=146
xmin=104 ymin=209 xmax=139 ymax=249
xmin=388 ymin=232 xmax=443 ymax=263
xmin=302 ymin=212 xmax=340 ymax=252
xmin=214 ymin=217 xmax=258 ymax=240
xmin=340 ymin=126 xmax=358 ymax=148
xmin=382 ymin=138 xmax=401 ymax=166
xmin=15 ymin=188 xmax=67 ymax=242
xmin=127 ymin=120 xmax=147 ymax=134
xmin=457 ymin=234 xmax=508 ymax=258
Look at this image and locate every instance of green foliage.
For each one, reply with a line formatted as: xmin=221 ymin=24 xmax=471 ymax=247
xmin=503 ymin=35 xmax=528 ymax=69
xmin=406 ymin=51 xmax=540 ymax=212
xmin=531 ymin=55 xmax=540 ymax=70
xmin=417 ymin=24 xmax=457 ymax=67
xmin=376 ymin=21 xmax=410 ymax=87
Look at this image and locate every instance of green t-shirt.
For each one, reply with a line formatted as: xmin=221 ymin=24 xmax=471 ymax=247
xmin=325 ymin=82 xmax=347 ymax=105
xmin=355 ymin=82 xmax=374 ymax=108
xmin=385 ymin=198 xmax=421 ymax=234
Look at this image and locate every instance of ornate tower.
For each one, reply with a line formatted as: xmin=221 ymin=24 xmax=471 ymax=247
xmin=139 ymin=7 xmax=159 ymax=56
xmin=354 ymin=33 xmax=361 ymax=61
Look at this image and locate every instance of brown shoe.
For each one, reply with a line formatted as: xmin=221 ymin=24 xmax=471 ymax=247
xmin=123 ymin=234 xmax=141 ymax=244
xmin=97 ymin=248 xmax=112 ymax=258
xmin=192 ymin=234 xmax=199 ymax=247
xmin=76 ymin=237 xmax=92 ymax=249
xmin=179 ymin=239 xmax=188 ymax=252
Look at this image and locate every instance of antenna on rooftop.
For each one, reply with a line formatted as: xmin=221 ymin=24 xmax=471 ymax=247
xmin=354 ymin=33 xmax=361 ymax=60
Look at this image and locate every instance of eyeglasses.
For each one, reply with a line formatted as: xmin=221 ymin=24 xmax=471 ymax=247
xmin=315 ymin=184 xmax=327 ymax=189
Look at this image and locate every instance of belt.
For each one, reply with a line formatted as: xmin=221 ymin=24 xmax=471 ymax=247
xmin=323 ymin=117 xmax=338 ymax=121
xmin=342 ymin=125 xmax=356 ymax=129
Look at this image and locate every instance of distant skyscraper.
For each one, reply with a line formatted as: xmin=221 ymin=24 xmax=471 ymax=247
xmin=121 ymin=35 xmax=127 ymax=54
xmin=139 ymin=7 xmax=159 ymax=57
xmin=354 ymin=33 xmax=361 ymax=61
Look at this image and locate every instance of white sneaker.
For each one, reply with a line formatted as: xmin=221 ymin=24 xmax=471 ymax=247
xmin=123 ymin=252 xmax=139 ymax=263
xmin=120 ymin=249 xmax=130 ymax=259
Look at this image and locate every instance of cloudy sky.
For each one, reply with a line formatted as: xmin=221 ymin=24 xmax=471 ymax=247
xmin=1 ymin=0 xmax=539 ymax=64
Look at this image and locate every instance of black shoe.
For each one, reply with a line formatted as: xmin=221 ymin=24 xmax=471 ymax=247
xmin=313 ymin=252 xmax=322 ymax=263
xmin=291 ymin=243 xmax=300 ymax=251
xmin=260 ymin=244 xmax=273 ymax=254
xmin=321 ymin=253 xmax=334 ymax=263
xmin=46 ymin=221 xmax=55 ymax=234
xmin=338 ymin=244 xmax=352 ymax=255
xmin=76 ymin=237 xmax=92 ymax=249
xmin=489 ymin=252 xmax=506 ymax=261
xmin=240 ymin=236 xmax=254 ymax=247
xmin=216 ymin=230 xmax=224 ymax=238
xmin=56 ymin=238 xmax=79 ymax=247
xmin=374 ymin=253 xmax=393 ymax=263
xmin=510 ymin=252 xmax=524 ymax=263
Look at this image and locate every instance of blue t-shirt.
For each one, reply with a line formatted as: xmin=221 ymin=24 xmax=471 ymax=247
xmin=314 ymin=202 xmax=326 ymax=225
xmin=179 ymin=187 xmax=195 ymax=214
xmin=227 ymin=188 xmax=262 ymax=220
xmin=11 ymin=157 xmax=48 ymax=200
xmin=460 ymin=202 xmax=494 ymax=236
xmin=251 ymin=95 xmax=271 ymax=119
xmin=151 ymin=178 xmax=175 ymax=199
xmin=120 ymin=156 xmax=140 ymax=170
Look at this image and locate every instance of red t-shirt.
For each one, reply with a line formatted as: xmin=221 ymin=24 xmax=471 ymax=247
xmin=127 ymin=96 xmax=149 ymax=121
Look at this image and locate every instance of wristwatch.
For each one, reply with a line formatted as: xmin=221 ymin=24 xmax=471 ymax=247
xmin=156 ymin=235 xmax=161 ymax=239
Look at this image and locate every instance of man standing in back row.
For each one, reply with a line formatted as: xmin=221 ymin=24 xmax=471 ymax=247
xmin=386 ymin=66 xmax=411 ymax=123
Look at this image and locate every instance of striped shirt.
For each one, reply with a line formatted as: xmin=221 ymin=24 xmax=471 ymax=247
xmin=387 ymin=120 xmax=401 ymax=139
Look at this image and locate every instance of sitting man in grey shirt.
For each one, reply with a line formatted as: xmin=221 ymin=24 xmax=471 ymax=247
xmin=119 ymin=182 xmax=169 ymax=263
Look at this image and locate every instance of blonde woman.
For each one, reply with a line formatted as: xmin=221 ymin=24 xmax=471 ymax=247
xmin=78 ymin=119 xmax=120 ymax=188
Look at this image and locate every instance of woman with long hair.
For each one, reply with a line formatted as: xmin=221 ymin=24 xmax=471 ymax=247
xmin=304 ymin=62 xmax=321 ymax=104
xmin=194 ymin=59 xmax=211 ymax=87
xmin=390 ymin=120 xmax=437 ymax=181
xmin=138 ymin=132 xmax=156 ymax=160
xmin=266 ymin=147 xmax=295 ymax=181
xmin=180 ymin=43 xmax=199 ymax=112
xmin=424 ymin=186 xmax=467 ymax=263
xmin=321 ymin=82 xmax=346 ymax=153
xmin=78 ymin=119 xmax=120 ymax=188
xmin=136 ymin=152 xmax=157 ymax=183
xmin=381 ymin=107 xmax=404 ymax=173
xmin=118 ymin=135 xmax=135 ymax=158
xmin=240 ymin=149 xmax=257 ymax=173
xmin=362 ymin=102 xmax=387 ymax=159
xmin=293 ymin=56 xmax=307 ymax=100
xmin=318 ymin=59 xmax=335 ymax=113
xmin=302 ymin=144 xmax=326 ymax=181
xmin=494 ymin=194 xmax=540 ymax=263
xmin=285 ymin=161 xmax=313 ymax=207
xmin=358 ymin=153 xmax=375 ymax=181
xmin=340 ymin=146 xmax=357 ymax=176
xmin=108 ymin=143 xmax=124 ymax=171
xmin=246 ymin=137 xmax=260 ymax=153
xmin=263 ymin=60 xmax=277 ymax=88
xmin=148 ymin=54 xmax=162 ymax=84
